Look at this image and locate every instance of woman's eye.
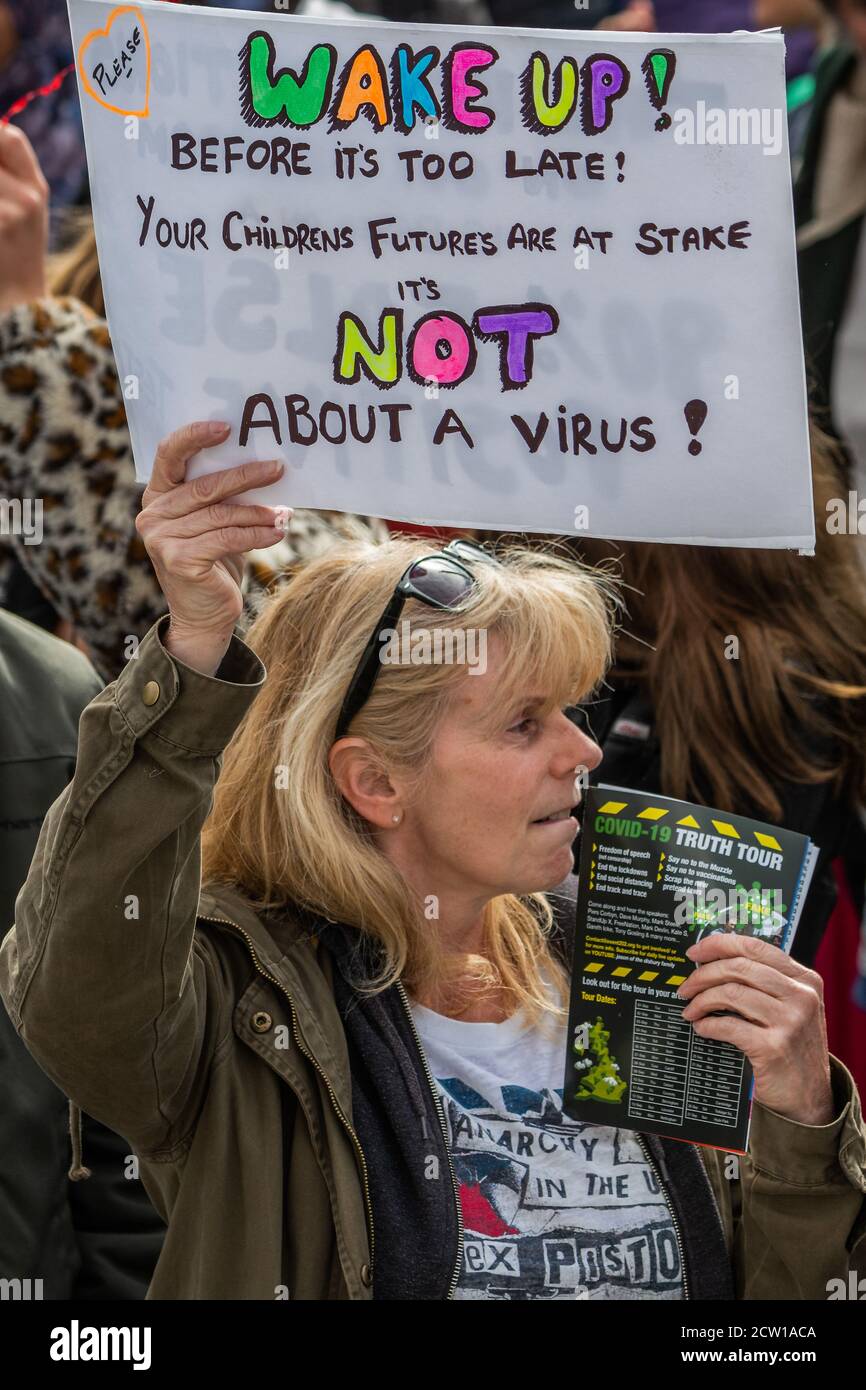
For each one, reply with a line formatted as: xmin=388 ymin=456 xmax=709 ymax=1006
xmin=509 ymin=717 xmax=538 ymax=736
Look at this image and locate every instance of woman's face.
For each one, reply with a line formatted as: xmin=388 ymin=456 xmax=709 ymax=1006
xmin=398 ymin=634 xmax=603 ymax=905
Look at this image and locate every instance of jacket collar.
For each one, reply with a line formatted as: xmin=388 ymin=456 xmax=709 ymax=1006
xmin=198 ymin=880 xmax=306 ymax=957
xmin=197 ymin=881 xmax=356 ymax=1112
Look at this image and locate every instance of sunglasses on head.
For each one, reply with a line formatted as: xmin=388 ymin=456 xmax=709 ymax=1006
xmin=333 ymin=538 xmax=502 ymax=741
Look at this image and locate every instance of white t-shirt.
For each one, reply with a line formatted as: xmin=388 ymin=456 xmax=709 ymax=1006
xmin=410 ymin=987 xmax=684 ymax=1301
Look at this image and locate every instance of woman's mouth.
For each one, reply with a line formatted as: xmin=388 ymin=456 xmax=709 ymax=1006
xmin=531 ymin=808 xmax=577 ymax=829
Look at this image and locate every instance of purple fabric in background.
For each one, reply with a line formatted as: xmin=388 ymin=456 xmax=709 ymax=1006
xmin=655 ymin=0 xmax=756 ymax=27
xmin=654 ymin=0 xmax=816 ymax=79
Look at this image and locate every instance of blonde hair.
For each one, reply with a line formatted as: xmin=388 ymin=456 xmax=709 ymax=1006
xmin=48 ymin=211 xmax=103 ymax=315
xmin=201 ymin=537 xmax=617 ymax=1028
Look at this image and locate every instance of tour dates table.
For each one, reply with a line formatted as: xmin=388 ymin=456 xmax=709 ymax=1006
xmin=627 ymin=1001 xmax=745 ymax=1133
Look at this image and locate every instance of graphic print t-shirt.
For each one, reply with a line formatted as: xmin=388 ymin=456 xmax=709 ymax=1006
xmin=410 ymin=990 xmax=684 ymax=1301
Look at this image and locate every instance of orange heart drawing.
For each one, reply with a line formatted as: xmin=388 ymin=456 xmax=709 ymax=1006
xmin=78 ymin=5 xmax=151 ymax=118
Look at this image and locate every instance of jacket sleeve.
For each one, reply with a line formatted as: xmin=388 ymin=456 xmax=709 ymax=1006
xmin=725 ymin=1054 xmax=866 ymax=1299
xmin=0 ymin=297 xmax=168 ymax=683
xmin=0 ymin=613 xmax=266 ymax=1158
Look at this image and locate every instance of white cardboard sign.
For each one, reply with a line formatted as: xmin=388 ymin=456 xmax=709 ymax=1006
xmin=67 ymin=0 xmax=815 ymax=547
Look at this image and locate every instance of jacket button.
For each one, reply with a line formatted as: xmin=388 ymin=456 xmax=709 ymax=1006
xmin=142 ymin=680 xmax=160 ymax=706
xmin=360 ymin=1263 xmax=372 ymax=1288
xmin=251 ymin=1011 xmax=273 ymax=1033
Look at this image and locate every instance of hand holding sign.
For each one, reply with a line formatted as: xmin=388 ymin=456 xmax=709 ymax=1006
xmin=135 ymin=422 xmax=288 ymax=676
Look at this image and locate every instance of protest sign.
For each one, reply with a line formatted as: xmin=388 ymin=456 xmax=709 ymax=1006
xmin=67 ymin=0 xmax=815 ymax=547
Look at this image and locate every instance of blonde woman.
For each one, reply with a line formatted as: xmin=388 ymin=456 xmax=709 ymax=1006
xmin=2 ymin=420 xmax=865 ymax=1300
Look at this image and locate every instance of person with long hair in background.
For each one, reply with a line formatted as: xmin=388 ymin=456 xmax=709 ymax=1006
xmin=566 ymin=424 xmax=866 ymax=971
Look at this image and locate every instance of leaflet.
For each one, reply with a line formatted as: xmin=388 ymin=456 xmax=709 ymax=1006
xmin=562 ymin=784 xmax=817 ymax=1153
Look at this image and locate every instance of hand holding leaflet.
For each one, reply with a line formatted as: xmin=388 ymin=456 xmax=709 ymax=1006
xmin=563 ymin=784 xmax=822 ymax=1152
xmin=677 ymin=931 xmax=833 ymax=1128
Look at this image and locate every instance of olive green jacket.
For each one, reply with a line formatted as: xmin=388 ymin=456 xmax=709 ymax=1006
xmin=1 ymin=615 xmax=865 ymax=1300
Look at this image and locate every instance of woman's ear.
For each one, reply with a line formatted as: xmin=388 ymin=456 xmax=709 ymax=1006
xmin=329 ymin=738 xmax=403 ymax=829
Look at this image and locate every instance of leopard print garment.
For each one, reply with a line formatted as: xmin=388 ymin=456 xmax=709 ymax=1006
xmin=0 ymin=297 xmax=387 ymax=680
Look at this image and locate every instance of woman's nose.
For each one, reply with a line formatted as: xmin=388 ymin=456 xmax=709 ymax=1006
xmin=575 ymin=729 xmax=603 ymax=773
xmin=555 ymin=714 xmax=603 ymax=774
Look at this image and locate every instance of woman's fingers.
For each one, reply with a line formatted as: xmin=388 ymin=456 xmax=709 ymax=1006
xmin=145 ymin=452 xmax=284 ymax=520
xmin=686 ymin=1013 xmax=763 ymax=1052
xmin=679 ymin=934 xmax=824 ymax=1035
xmin=165 ymin=456 xmax=285 ymax=518
xmin=677 ymin=952 xmax=792 ymax=1004
xmin=685 ymin=930 xmax=815 ymax=985
xmin=138 ymin=422 xmax=291 ymax=676
xmin=145 ymin=423 xmax=287 ymax=513
xmin=680 ymin=981 xmax=779 ymax=1027
xmin=141 ymin=447 xmax=284 ymax=528
xmin=147 ymin=520 xmax=285 ymax=569
xmin=146 ymin=500 xmax=286 ymax=541
xmin=194 ymin=524 xmax=287 ymax=561
xmin=680 ymin=924 xmax=832 ymax=1126
xmin=146 ymin=420 xmax=232 ymax=496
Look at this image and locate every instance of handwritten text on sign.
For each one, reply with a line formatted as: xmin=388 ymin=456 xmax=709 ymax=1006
xmin=68 ymin=0 xmax=814 ymax=547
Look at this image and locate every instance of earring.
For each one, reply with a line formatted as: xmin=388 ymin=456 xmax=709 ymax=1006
xmin=392 ymin=812 xmax=402 ymax=825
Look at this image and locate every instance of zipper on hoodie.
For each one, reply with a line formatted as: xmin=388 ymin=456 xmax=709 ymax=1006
xmin=395 ymin=978 xmax=465 ymax=1300
xmin=198 ymin=914 xmax=376 ymax=1292
xmin=634 ymin=1132 xmax=690 ymax=1300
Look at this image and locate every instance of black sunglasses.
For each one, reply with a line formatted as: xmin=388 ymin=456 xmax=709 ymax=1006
xmin=333 ymin=539 xmax=501 ymax=741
